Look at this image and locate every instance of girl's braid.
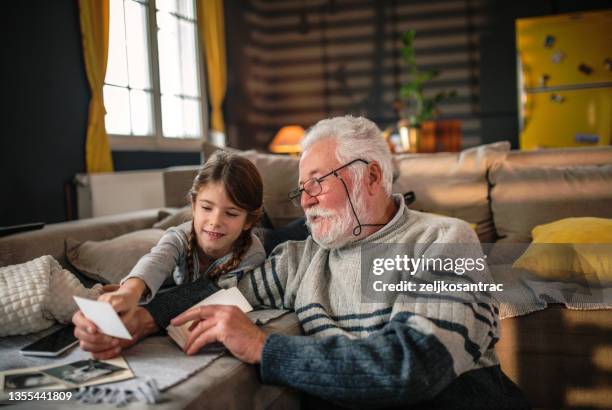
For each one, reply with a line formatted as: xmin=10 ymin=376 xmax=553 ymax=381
xmin=207 ymin=231 xmax=252 ymax=279
xmin=186 ymin=221 xmax=197 ymax=282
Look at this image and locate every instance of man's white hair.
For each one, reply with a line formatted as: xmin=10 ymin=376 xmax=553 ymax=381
xmin=301 ymin=115 xmax=393 ymax=195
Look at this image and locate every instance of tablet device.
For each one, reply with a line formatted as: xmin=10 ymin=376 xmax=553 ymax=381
xmin=19 ymin=326 xmax=78 ymax=357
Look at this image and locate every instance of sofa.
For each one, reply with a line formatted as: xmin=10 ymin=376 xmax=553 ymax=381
xmin=1 ymin=142 xmax=611 ymax=409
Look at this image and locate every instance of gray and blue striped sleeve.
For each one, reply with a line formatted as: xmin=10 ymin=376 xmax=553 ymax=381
xmin=259 ymin=315 xmax=457 ymax=407
xmin=235 ymin=240 xmax=303 ymax=310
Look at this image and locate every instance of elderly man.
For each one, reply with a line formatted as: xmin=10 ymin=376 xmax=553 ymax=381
xmin=74 ymin=116 xmax=528 ymax=408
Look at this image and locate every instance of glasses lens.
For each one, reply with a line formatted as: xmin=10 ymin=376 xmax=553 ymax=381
xmin=288 ymin=189 xmax=302 ymax=207
xmin=304 ymin=179 xmax=322 ymax=197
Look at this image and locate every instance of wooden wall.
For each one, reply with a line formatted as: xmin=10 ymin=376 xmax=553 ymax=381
xmin=225 ymin=0 xmax=489 ymax=150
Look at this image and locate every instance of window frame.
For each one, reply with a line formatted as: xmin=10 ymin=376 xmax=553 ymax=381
xmin=106 ymin=0 xmax=209 ymax=152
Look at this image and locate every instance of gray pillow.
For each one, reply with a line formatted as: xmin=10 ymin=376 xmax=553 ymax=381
xmin=240 ymin=151 xmax=304 ymax=228
xmin=66 ymin=229 xmax=165 ymax=284
xmin=153 ymin=206 xmax=193 ymax=230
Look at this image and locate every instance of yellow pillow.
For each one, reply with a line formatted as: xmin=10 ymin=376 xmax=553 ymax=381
xmin=513 ymin=217 xmax=612 ymax=284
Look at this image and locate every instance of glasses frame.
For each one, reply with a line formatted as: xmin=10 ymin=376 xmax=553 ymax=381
xmin=288 ymin=158 xmax=370 ymax=207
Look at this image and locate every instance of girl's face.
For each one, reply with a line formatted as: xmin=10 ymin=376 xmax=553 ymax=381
xmin=191 ymin=182 xmax=252 ymax=259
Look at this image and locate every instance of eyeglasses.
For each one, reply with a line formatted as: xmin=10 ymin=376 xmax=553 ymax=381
xmin=288 ymin=159 xmax=369 ymax=207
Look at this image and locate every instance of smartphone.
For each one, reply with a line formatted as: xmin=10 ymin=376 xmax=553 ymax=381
xmin=20 ymin=326 xmax=78 ymax=357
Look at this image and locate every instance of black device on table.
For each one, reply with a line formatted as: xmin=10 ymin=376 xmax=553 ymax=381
xmin=19 ymin=326 xmax=78 ymax=357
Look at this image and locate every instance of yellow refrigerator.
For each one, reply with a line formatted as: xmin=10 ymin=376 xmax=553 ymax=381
xmin=516 ymin=10 xmax=612 ymax=150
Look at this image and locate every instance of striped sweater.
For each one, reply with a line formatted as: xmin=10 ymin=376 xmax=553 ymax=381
xmin=237 ymin=195 xmax=499 ymax=405
xmin=147 ymin=195 xmax=503 ymax=407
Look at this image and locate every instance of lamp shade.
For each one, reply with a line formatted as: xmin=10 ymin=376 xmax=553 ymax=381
xmin=268 ymin=125 xmax=305 ymax=154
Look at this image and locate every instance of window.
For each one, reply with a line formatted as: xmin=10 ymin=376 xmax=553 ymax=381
xmin=104 ymin=0 xmax=206 ymax=151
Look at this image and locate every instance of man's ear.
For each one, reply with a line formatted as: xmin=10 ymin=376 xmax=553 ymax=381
xmin=366 ymin=161 xmax=383 ymax=194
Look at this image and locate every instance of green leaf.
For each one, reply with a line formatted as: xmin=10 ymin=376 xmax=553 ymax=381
xmin=401 ymin=82 xmax=420 ymax=93
xmin=398 ymin=29 xmax=458 ymax=125
xmin=432 ymin=92 xmax=446 ymax=103
xmin=416 ymin=70 xmax=438 ymax=83
xmin=421 ymin=99 xmax=436 ymax=121
xmin=402 ymin=30 xmax=415 ymax=47
xmin=401 ymin=47 xmax=416 ymax=65
xmin=400 ymin=84 xmax=420 ymax=99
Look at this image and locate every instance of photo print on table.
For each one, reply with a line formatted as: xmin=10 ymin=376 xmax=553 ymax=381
xmin=42 ymin=360 xmax=125 ymax=386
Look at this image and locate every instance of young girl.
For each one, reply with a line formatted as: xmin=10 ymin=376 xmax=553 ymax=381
xmin=99 ymin=151 xmax=266 ymax=316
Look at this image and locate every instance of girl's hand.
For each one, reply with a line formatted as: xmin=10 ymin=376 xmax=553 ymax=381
xmin=101 ymin=284 xmax=120 ymax=293
xmin=98 ymin=287 xmax=140 ymax=317
xmin=98 ymin=278 xmax=148 ymax=317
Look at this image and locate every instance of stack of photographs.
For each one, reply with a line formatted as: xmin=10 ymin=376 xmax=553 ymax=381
xmin=0 ymin=357 xmax=133 ymax=401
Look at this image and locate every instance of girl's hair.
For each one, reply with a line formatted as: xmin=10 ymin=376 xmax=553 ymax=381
xmin=186 ymin=151 xmax=263 ymax=281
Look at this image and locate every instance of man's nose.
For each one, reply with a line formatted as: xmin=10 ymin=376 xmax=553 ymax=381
xmin=301 ymin=191 xmax=318 ymax=209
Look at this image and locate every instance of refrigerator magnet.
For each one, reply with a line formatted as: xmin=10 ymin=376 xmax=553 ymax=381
xmin=544 ymin=35 xmax=555 ymax=48
xmin=551 ymin=51 xmax=565 ymax=64
xmin=578 ymin=63 xmax=593 ymax=75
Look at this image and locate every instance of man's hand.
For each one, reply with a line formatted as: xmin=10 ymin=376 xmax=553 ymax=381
xmin=72 ymin=307 xmax=158 ymax=360
xmin=170 ymin=305 xmax=267 ymax=364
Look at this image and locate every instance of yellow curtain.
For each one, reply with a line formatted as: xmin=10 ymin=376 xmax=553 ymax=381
xmin=197 ymin=0 xmax=227 ymax=134
xmin=78 ymin=0 xmax=114 ymax=173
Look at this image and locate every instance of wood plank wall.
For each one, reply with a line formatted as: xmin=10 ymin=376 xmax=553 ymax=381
xmin=226 ymin=0 xmax=491 ymax=149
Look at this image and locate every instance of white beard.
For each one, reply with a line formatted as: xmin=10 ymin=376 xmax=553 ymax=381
xmin=305 ymin=185 xmax=373 ymax=249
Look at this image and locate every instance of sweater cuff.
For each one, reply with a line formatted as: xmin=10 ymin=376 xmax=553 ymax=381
xmin=143 ymin=279 xmax=220 ymax=329
xmin=259 ymin=333 xmax=300 ymax=385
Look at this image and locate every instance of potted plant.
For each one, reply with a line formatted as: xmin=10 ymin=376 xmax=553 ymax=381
xmin=395 ymin=30 xmax=457 ymax=152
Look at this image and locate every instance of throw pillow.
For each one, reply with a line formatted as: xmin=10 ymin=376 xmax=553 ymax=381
xmin=240 ymin=151 xmax=304 ymax=228
xmin=0 ymin=256 xmax=102 ymax=336
xmin=154 ymin=206 xmax=193 ymax=230
xmin=66 ymin=229 xmax=165 ymax=284
xmin=513 ymin=217 xmax=612 ymax=284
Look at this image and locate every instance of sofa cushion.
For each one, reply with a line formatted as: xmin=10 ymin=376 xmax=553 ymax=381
xmin=66 ymin=229 xmax=165 ymax=284
xmin=0 ymin=210 xmax=160 ymax=268
xmin=240 ymin=152 xmax=303 ymax=228
xmin=506 ymin=145 xmax=612 ymax=167
xmin=154 ymin=206 xmax=193 ymax=230
xmin=392 ymin=141 xmax=510 ymax=242
xmin=0 ymin=256 xmax=58 ymax=336
xmin=162 ymin=166 xmax=201 ymax=208
xmin=489 ymin=163 xmax=612 ymax=242
xmin=0 ymin=256 xmax=102 ymax=336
